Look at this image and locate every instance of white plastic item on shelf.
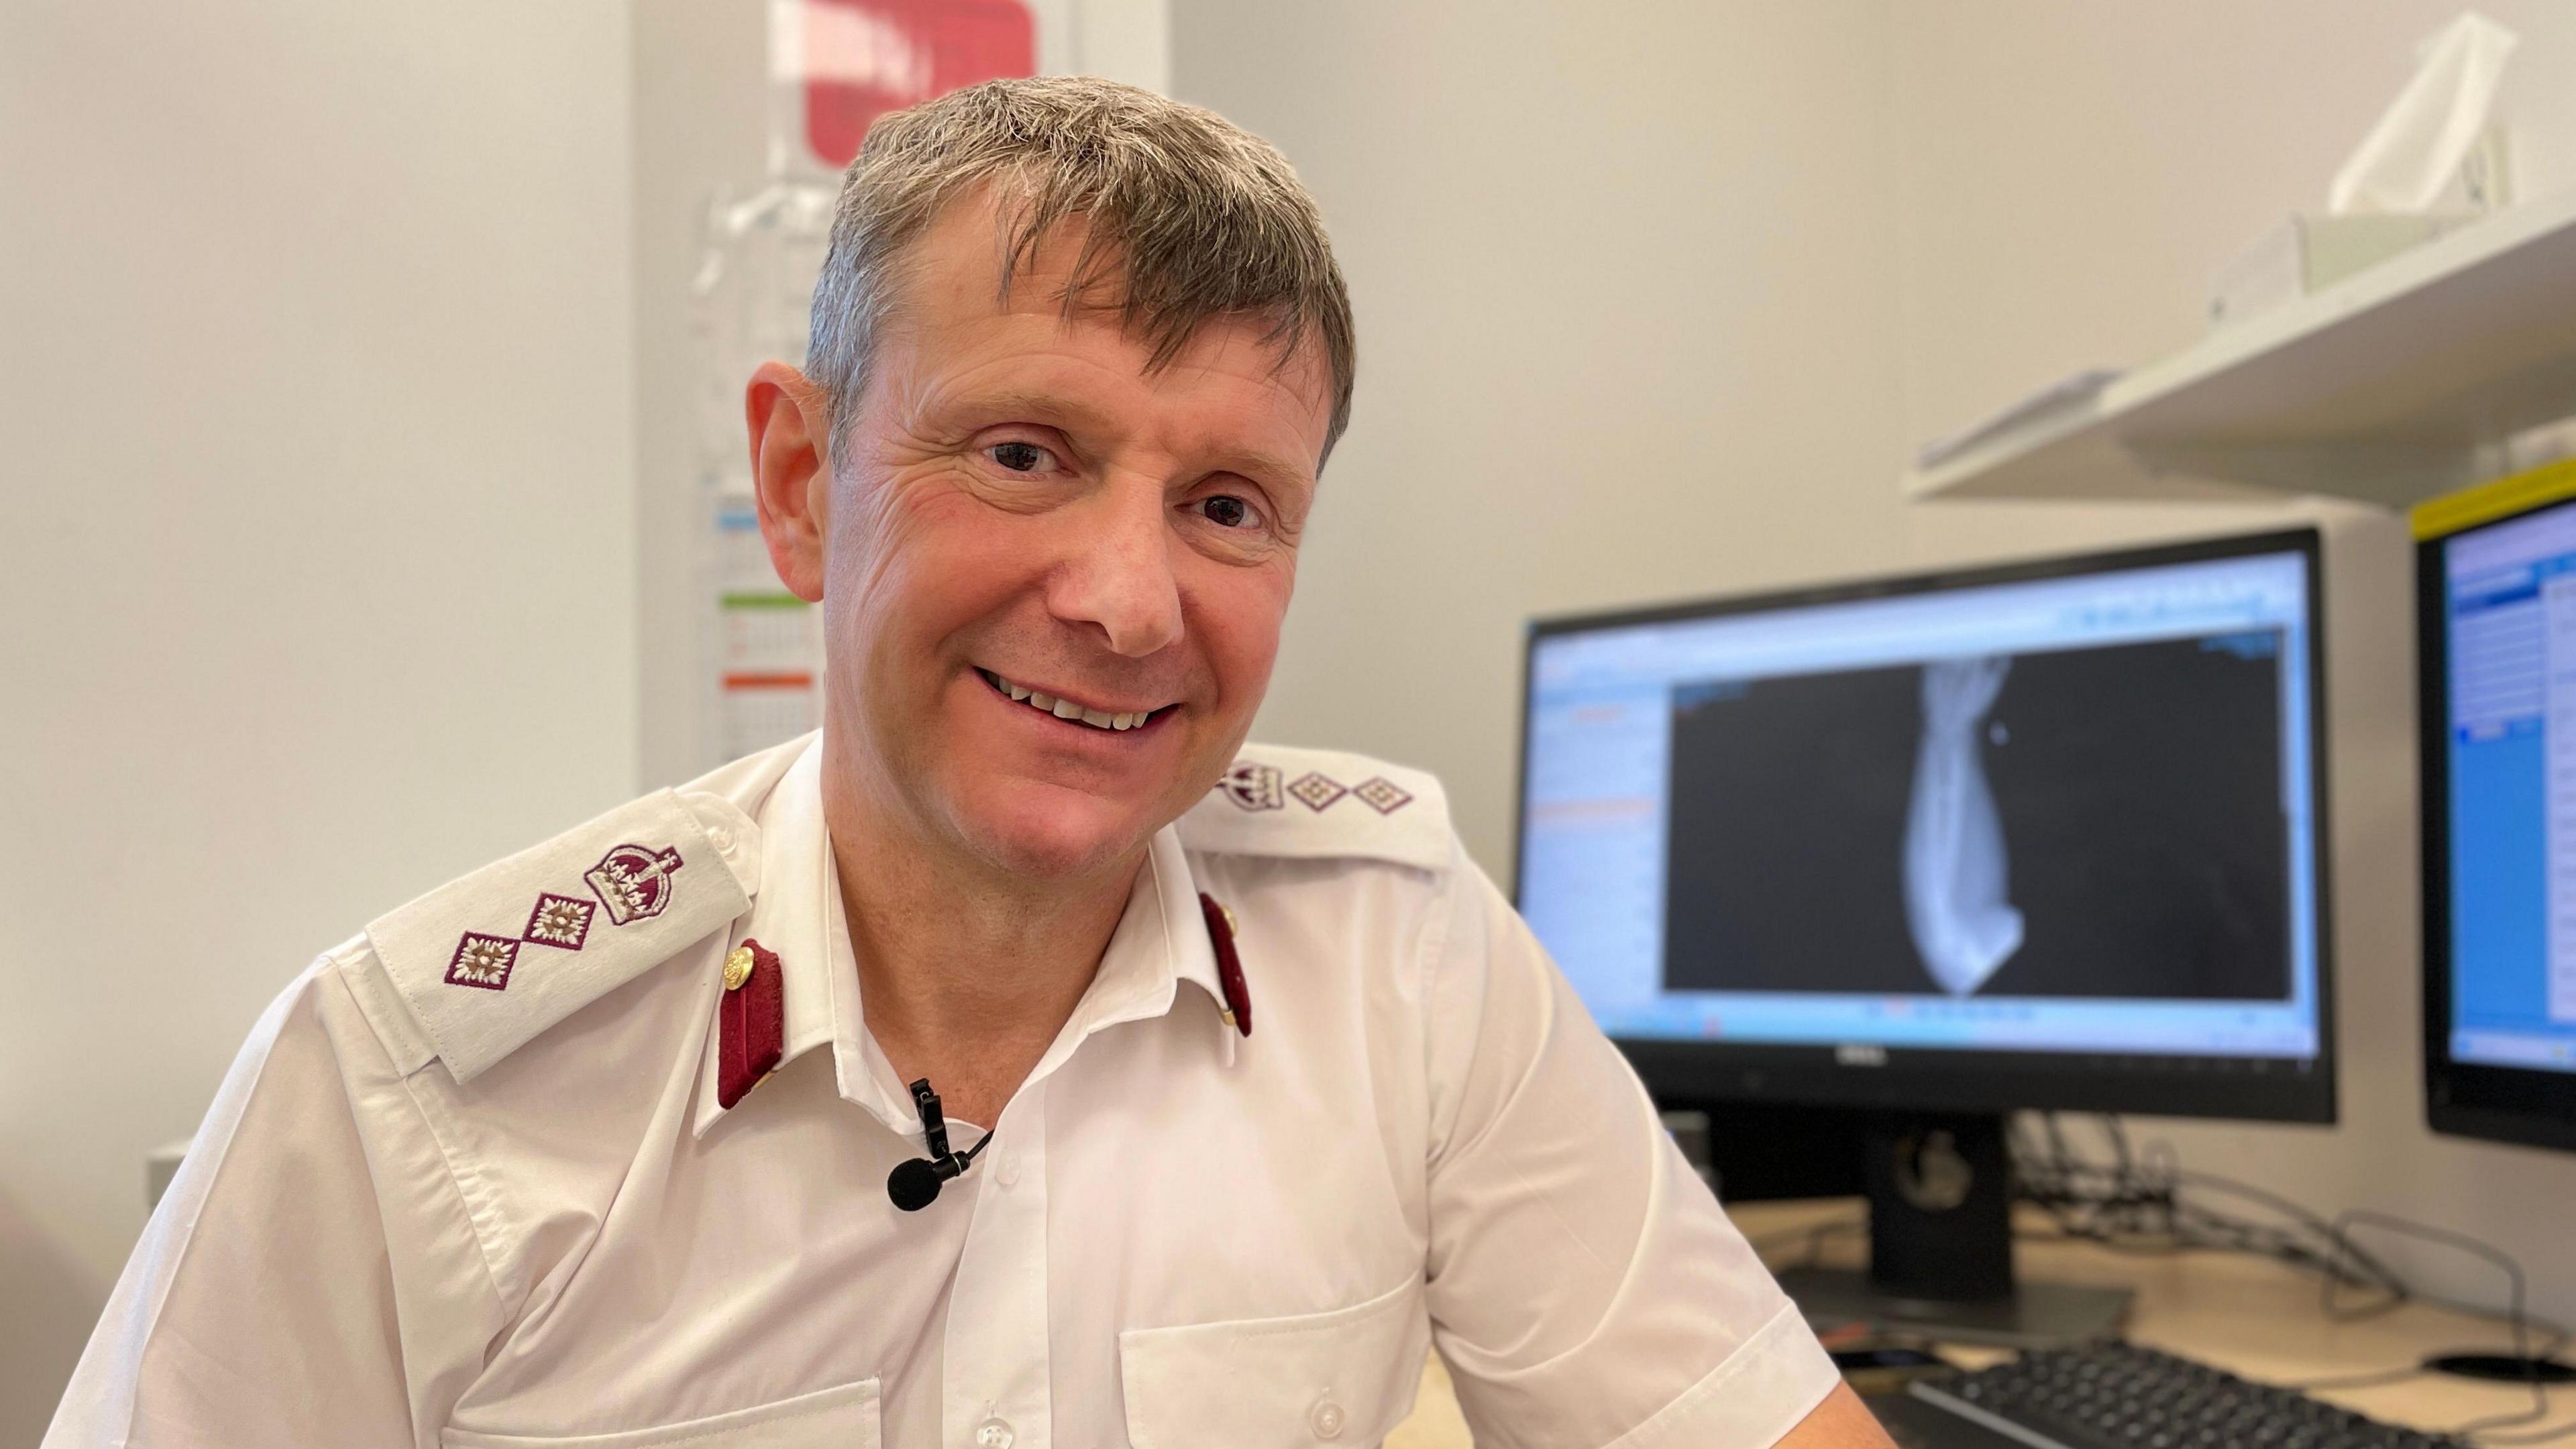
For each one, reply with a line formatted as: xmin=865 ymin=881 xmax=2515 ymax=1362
xmin=2207 ymin=212 xmax=2477 ymax=330
xmin=2207 ymin=11 xmax=2518 ymax=333
xmin=2329 ymin=10 xmax=2518 ymax=217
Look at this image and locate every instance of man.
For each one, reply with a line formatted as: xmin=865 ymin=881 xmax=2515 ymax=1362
xmin=49 ymin=78 xmax=1892 ymax=1448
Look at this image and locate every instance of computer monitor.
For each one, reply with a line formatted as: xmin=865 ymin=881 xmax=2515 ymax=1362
xmin=1516 ymin=528 xmax=2334 ymax=1342
xmin=2421 ymin=470 xmax=2576 ymax=1157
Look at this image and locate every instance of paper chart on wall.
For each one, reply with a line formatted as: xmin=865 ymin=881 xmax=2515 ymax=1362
xmin=710 ymin=498 xmax=823 ymax=761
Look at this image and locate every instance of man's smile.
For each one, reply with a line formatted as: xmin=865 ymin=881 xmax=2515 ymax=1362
xmin=974 ymin=667 xmax=1179 ymax=735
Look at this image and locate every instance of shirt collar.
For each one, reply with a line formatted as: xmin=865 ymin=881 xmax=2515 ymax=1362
xmin=694 ymin=739 xmax=1237 ymax=1138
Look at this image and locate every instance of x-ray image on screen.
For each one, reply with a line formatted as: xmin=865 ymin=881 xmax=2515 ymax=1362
xmin=1659 ymin=631 xmax=2292 ymax=1002
xmin=1906 ymin=655 xmax=2023 ymax=994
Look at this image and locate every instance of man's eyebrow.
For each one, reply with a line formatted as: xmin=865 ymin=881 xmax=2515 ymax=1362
xmin=951 ymin=388 xmax=1116 ymax=431
xmin=1211 ymin=446 xmax=1320 ymax=493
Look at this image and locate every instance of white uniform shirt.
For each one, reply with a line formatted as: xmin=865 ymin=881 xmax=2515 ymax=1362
xmin=48 ymin=735 xmax=1837 ymax=1449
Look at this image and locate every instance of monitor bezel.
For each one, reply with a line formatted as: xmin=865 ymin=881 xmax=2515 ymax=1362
xmin=2420 ymin=503 xmax=2576 ymax=1155
xmin=1514 ymin=526 xmax=2337 ymax=1125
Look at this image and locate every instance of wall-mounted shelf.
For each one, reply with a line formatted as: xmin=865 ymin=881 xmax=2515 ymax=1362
xmin=1902 ymin=186 xmax=2576 ymax=511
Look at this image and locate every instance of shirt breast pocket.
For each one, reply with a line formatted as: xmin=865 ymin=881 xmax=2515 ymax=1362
xmin=439 ymin=1379 xmax=879 ymax=1449
xmin=1120 ymin=1278 xmax=1428 ymax=1449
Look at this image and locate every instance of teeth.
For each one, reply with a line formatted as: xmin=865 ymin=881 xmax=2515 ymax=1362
xmin=985 ymin=670 xmax=1156 ymax=731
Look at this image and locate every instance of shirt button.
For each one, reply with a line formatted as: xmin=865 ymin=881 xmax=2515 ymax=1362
xmin=994 ymin=1152 xmax=1021 ymax=1187
xmin=708 ymin=824 xmax=735 ymax=853
xmin=1309 ymin=1397 xmax=1346 ymax=1440
xmin=975 ymin=1417 xmax=1014 ymax=1449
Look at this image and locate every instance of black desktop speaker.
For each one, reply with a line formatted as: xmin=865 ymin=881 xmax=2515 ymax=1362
xmin=1863 ymin=1112 xmax=2013 ymax=1303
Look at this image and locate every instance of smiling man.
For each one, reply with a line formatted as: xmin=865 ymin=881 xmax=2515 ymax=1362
xmin=48 ymin=78 xmax=1890 ymax=1449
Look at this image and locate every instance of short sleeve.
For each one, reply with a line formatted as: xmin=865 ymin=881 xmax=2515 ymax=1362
xmin=44 ymin=956 xmax=504 ymax=1449
xmin=1420 ymin=855 xmax=1841 ymax=1448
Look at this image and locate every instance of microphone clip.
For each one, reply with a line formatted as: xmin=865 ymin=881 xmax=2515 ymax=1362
xmin=886 ymin=1077 xmax=988 ymax=1212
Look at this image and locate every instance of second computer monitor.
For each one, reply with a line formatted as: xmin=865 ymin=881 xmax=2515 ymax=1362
xmin=2421 ymin=476 xmax=2576 ymax=1155
xmin=1517 ymin=529 xmax=2334 ymax=1124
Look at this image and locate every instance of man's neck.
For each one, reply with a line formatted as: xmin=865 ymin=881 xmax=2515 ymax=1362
xmin=822 ymin=765 xmax=1144 ymax=1131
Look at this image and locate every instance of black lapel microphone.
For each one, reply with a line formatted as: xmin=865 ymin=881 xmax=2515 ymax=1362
xmin=886 ymin=1077 xmax=992 ymax=1212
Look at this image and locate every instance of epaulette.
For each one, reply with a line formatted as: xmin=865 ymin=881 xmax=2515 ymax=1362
xmin=1176 ymin=743 xmax=1452 ymax=872
xmin=360 ymin=788 xmax=763 ymax=1082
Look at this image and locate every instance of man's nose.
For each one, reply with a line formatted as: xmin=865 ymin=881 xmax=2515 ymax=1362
xmin=1047 ymin=479 xmax=1183 ymax=659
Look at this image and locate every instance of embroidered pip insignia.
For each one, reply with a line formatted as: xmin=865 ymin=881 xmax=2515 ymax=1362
xmin=1218 ymin=761 xmax=1284 ymax=811
xmin=445 ymin=932 xmax=521 ymax=991
xmin=585 ymin=843 xmax=686 ymax=925
xmin=523 ymin=893 xmax=596 ymax=950
xmin=1287 ymin=771 xmax=1348 ymax=812
xmin=1352 ymin=776 xmax=1414 ymax=814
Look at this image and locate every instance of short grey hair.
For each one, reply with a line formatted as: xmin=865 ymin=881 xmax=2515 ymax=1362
xmin=806 ymin=76 xmax=1355 ymax=466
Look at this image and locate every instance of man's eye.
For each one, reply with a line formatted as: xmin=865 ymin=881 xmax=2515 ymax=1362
xmin=987 ymin=441 xmax=1053 ymax=473
xmin=1199 ymin=494 xmax=1258 ymax=529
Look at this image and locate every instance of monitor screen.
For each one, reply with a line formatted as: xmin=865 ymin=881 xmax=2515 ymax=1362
xmin=1517 ymin=529 xmax=2333 ymax=1121
xmin=2424 ymin=484 xmax=2576 ymax=1152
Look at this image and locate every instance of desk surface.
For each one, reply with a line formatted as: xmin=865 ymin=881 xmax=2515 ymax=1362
xmin=1383 ymin=1197 xmax=2574 ymax=1447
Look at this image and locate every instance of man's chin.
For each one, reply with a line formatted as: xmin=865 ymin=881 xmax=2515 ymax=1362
xmin=951 ymin=789 xmax=1164 ymax=883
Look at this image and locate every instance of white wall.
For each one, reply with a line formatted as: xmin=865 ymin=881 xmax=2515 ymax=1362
xmin=0 ymin=2 xmax=639 ymax=1438
xmin=1174 ymin=0 xmax=2576 ymax=1324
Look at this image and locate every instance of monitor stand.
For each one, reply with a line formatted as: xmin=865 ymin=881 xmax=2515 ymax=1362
xmin=1772 ymin=1112 xmax=2131 ymax=1350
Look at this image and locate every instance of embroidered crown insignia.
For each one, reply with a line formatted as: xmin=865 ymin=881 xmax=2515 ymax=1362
xmin=1218 ymin=761 xmax=1285 ymax=811
xmin=584 ymin=843 xmax=686 ymax=925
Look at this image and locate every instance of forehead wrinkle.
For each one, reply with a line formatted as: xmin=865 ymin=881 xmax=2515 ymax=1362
xmin=967 ymin=199 xmax=1305 ymax=401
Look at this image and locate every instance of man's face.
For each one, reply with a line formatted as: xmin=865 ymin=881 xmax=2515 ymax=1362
xmin=781 ymin=196 xmax=1332 ymax=881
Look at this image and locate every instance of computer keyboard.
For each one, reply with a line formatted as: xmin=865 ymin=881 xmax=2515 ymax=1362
xmin=1902 ymin=1340 xmax=2469 ymax=1449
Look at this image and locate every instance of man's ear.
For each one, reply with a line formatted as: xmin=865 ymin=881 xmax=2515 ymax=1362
xmin=745 ymin=361 xmax=832 ymax=603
